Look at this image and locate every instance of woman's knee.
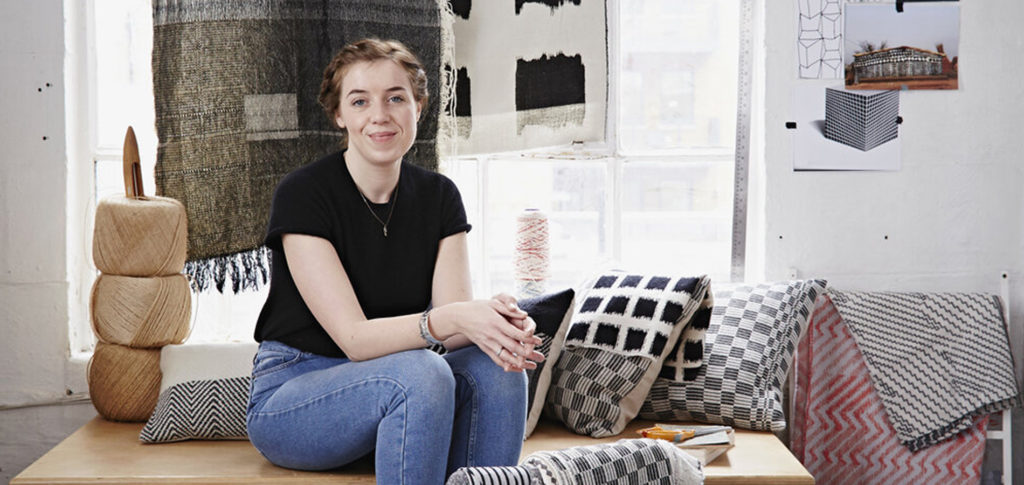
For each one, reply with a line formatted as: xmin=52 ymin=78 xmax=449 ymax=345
xmin=386 ymin=349 xmax=457 ymax=405
xmin=449 ymin=346 xmax=527 ymax=399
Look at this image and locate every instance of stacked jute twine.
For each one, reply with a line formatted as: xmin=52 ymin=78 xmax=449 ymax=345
xmin=87 ymin=127 xmax=192 ymax=422
xmin=514 ymin=209 xmax=550 ymax=299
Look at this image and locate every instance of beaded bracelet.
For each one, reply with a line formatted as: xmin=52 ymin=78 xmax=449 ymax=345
xmin=419 ymin=309 xmax=443 ymax=346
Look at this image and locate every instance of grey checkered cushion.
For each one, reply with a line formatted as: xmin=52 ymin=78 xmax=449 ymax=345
xmin=546 ymin=272 xmax=711 ymax=437
xmin=523 ymin=438 xmax=703 ymax=485
xmin=640 ymin=280 xmax=827 ymax=431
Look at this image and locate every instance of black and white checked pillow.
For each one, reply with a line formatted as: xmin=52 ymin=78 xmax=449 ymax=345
xmin=545 ymin=272 xmax=711 ymax=437
xmin=639 ymin=280 xmax=827 ymax=431
xmin=140 ymin=343 xmax=257 ymax=443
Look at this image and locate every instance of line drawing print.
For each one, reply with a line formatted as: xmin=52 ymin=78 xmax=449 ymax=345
xmin=798 ymin=0 xmax=843 ymax=79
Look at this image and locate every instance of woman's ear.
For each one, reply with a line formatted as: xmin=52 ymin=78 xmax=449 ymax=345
xmin=334 ymin=112 xmax=345 ymax=129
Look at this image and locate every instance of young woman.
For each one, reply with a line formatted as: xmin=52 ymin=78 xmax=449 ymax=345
xmin=246 ymin=38 xmax=543 ymax=483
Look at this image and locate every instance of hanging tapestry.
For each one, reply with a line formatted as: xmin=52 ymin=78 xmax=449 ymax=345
xmin=447 ymin=0 xmax=606 ymax=154
xmin=152 ymin=0 xmax=449 ymax=292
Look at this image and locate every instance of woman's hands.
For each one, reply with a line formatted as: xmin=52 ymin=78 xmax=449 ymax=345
xmin=436 ymin=293 xmax=545 ymax=372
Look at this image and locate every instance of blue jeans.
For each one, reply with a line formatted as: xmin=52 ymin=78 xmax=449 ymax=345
xmin=246 ymin=340 xmax=528 ymax=484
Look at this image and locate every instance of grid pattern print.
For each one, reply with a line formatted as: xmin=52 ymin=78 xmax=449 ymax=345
xmin=824 ymin=87 xmax=899 ymax=151
xmin=524 ymin=438 xmax=701 ymax=485
xmin=640 ymin=280 xmax=826 ymax=431
xmin=565 ymin=273 xmax=710 ymax=359
xmin=546 ymin=348 xmax=650 ymax=437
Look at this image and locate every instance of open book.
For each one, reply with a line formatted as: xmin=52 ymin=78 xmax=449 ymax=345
xmin=655 ymin=424 xmax=735 ymax=466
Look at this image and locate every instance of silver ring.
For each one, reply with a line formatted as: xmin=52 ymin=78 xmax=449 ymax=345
xmin=497 ymin=347 xmax=506 ymax=358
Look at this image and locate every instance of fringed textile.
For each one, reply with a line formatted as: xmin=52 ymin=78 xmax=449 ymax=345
xmin=152 ymin=0 xmax=447 ymax=292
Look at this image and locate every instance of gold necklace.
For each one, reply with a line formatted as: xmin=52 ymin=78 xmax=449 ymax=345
xmin=358 ymin=184 xmax=399 ymax=237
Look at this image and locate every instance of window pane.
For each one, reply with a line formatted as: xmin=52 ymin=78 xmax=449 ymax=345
xmin=618 ymin=0 xmax=738 ymax=153
xmin=620 ymin=160 xmax=732 ymax=281
xmin=94 ymin=0 xmax=157 ymax=184
xmin=484 ymin=159 xmax=608 ymax=295
xmin=440 ymin=158 xmax=484 ymax=295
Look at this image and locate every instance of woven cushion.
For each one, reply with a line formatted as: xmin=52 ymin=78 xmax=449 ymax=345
xmin=518 ymin=288 xmax=575 ymax=439
xmin=522 ymin=438 xmax=703 ymax=485
xmin=639 ymin=280 xmax=827 ymax=431
xmin=545 ymin=271 xmax=712 ymax=437
xmin=140 ymin=342 xmax=257 ymax=443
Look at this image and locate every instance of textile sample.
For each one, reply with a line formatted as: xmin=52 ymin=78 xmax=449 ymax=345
xmin=152 ymin=0 xmax=446 ymax=291
xmin=791 ymin=295 xmax=989 ymax=484
xmin=829 ymin=290 xmax=1020 ymax=451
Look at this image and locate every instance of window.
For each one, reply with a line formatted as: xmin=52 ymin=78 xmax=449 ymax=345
xmin=79 ymin=0 xmax=741 ymax=349
xmin=446 ymin=0 xmax=739 ymax=297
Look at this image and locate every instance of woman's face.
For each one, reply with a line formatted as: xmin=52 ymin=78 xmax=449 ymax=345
xmin=335 ymin=60 xmax=422 ymax=168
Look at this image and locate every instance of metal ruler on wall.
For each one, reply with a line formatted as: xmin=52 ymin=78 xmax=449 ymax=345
xmin=731 ymin=0 xmax=755 ymax=282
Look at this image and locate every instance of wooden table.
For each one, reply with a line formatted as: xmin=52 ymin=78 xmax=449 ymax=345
xmin=13 ymin=417 xmax=813 ymax=484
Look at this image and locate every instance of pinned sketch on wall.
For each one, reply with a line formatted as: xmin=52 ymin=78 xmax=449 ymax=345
xmin=798 ymin=0 xmax=843 ymax=79
xmin=844 ymin=2 xmax=960 ymax=90
xmin=449 ymin=0 xmax=606 ymax=155
xmin=790 ymin=81 xmax=901 ymax=171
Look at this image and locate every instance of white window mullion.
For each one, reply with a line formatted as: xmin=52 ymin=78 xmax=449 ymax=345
xmin=476 ymin=155 xmax=491 ymax=298
xmin=608 ymin=157 xmax=623 ymax=264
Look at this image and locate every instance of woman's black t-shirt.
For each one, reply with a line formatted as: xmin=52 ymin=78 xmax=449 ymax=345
xmin=253 ymin=151 xmax=471 ymax=357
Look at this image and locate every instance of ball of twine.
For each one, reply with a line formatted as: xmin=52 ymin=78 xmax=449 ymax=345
xmin=87 ymin=342 xmax=161 ymax=422
xmin=514 ymin=209 xmax=550 ymax=298
xmin=90 ymin=273 xmax=192 ymax=348
xmin=93 ymin=195 xmax=187 ymax=276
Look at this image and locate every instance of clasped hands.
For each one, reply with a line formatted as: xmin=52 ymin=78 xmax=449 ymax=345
xmin=461 ymin=293 xmax=545 ymax=372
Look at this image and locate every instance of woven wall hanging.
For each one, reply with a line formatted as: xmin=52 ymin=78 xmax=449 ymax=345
xmin=152 ymin=0 xmax=450 ymax=292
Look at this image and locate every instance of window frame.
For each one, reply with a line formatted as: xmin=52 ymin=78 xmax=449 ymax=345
xmin=67 ymin=0 xmax=757 ymax=352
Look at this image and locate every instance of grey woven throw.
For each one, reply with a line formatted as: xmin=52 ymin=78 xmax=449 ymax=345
xmin=446 ymin=439 xmax=703 ymax=485
xmin=829 ymin=289 xmax=1021 ymax=451
xmin=152 ymin=0 xmax=444 ymax=291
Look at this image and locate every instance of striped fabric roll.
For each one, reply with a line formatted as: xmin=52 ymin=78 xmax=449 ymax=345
xmin=445 ymin=465 xmax=539 ymax=485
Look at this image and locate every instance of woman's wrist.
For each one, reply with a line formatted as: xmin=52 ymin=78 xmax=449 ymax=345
xmin=427 ymin=303 xmax=461 ymax=341
xmin=419 ymin=309 xmax=444 ymax=346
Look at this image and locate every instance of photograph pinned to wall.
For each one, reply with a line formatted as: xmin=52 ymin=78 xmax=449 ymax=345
xmin=448 ymin=0 xmax=606 ymax=155
xmin=797 ymin=0 xmax=843 ymax=79
xmin=790 ymin=80 xmax=901 ymax=171
xmin=844 ymin=1 xmax=960 ymax=90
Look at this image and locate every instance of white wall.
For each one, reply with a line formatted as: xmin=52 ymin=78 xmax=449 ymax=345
xmin=764 ymin=0 xmax=1023 ymax=482
xmin=0 ymin=1 xmax=96 ymax=482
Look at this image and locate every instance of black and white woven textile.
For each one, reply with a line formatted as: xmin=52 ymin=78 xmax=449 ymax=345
xmin=519 ymin=289 xmax=576 ymax=439
xmin=140 ymin=342 xmax=257 ymax=443
xmin=546 ymin=272 xmax=711 ymax=437
xmin=640 ymin=280 xmax=826 ymax=432
xmin=522 ymin=438 xmax=703 ymax=485
xmin=140 ymin=377 xmax=250 ymax=443
xmin=829 ymin=290 xmax=1022 ymax=451
xmin=446 ymin=465 xmax=541 ymax=485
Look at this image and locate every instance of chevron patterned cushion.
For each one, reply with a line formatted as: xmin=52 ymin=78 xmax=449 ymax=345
xmin=545 ymin=271 xmax=712 ymax=437
xmin=640 ymin=280 xmax=826 ymax=432
xmin=140 ymin=342 xmax=258 ymax=443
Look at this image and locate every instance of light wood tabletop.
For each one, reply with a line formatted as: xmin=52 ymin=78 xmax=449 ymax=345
xmin=14 ymin=417 xmax=812 ymax=484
